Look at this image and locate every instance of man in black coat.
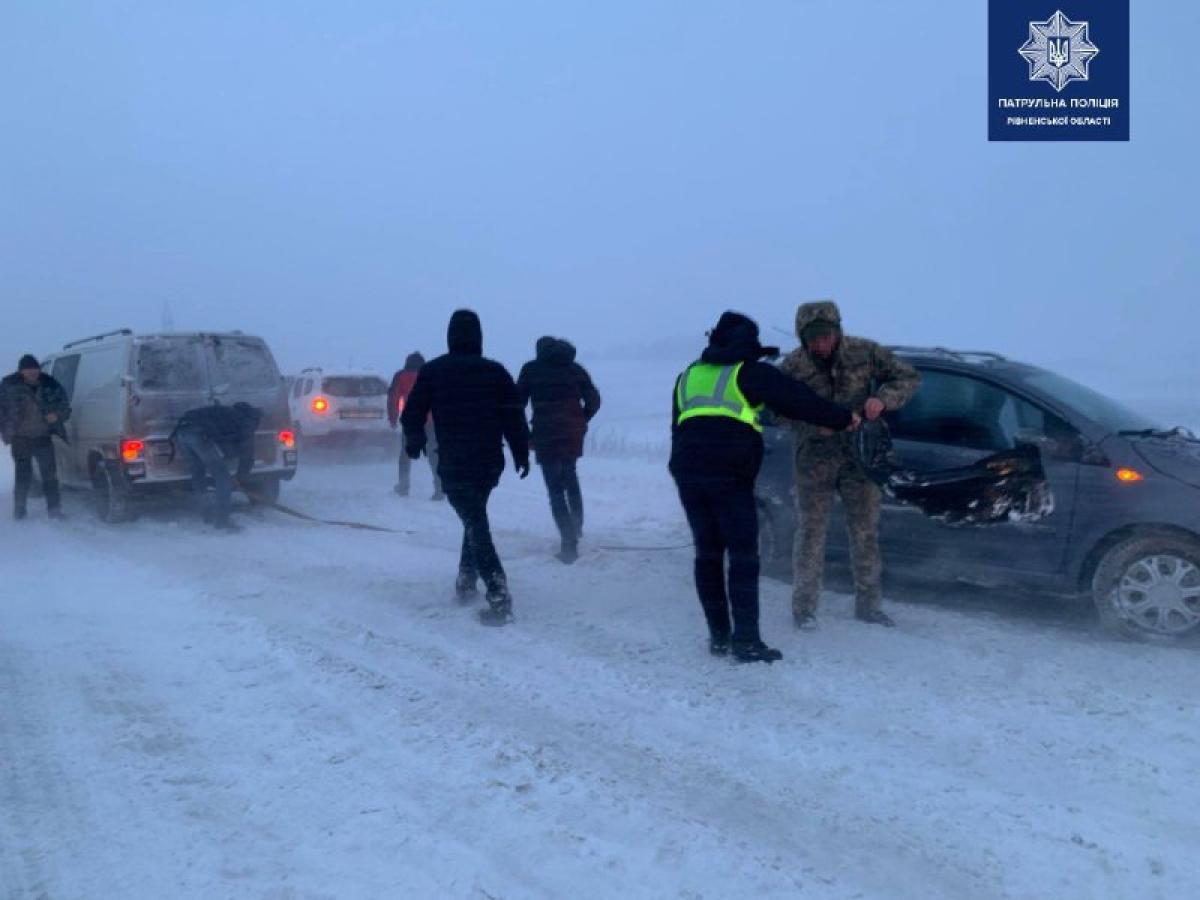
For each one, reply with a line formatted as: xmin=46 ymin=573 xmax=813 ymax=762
xmin=0 ymin=355 xmax=71 ymax=520
xmin=517 ymin=337 xmax=602 ymax=564
xmin=170 ymin=402 xmax=262 ymax=530
xmin=670 ymin=312 xmax=857 ymax=663
xmin=402 ymin=309 xmax=531 ymax=626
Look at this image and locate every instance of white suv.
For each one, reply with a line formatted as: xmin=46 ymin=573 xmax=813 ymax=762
xmin=289 ymin=368 xmax=393 ymax=446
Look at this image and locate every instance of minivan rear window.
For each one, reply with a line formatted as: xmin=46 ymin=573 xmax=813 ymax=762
xmin=136 ymin=339 xmax=208 ymax=391
xmin=208 ymin=338 xmax=280 ymax=391
xmin=322 ymin=376 xmax=388 ymax=397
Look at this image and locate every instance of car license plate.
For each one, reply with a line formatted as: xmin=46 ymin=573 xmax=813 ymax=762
xmin=340 ymin=410 xmax=382 ymax=420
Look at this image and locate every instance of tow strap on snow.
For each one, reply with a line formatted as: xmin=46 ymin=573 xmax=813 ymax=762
xmin=237 ymin=486 xmax=413 ymax=535
xmin=595 ymin=542 xmax=694 ymax=552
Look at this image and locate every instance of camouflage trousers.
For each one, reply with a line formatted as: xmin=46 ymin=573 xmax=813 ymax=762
xmin=792 ymin=451 xmax=883 ymax=615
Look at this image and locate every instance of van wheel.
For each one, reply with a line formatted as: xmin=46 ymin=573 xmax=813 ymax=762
xmin=1092 ymin=534 xmax=1200 ymax=639
xmin=92 ymin=460 xmax=132 ymax=523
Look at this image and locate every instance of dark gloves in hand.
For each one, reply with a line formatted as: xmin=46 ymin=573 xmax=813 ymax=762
xmin=405 ymin=441 xmax=424 ymax=460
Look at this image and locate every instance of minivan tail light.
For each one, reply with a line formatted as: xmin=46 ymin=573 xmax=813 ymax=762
xmin=312 ymin=396 xmax=329 ymax=413
xmin=121 ymin=439 xmax=145 ymax=462
xmin=1116 ymin=467 xmax=1144 ymax=483
xmin=278 ymin=430 xmax=296 ymax=449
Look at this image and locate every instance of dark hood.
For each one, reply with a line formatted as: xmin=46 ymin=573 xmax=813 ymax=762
xmin=699 ymin=311 xmax=778 ymax=366
xmin=447 ymin=309 xmax=483 ymax=356
xmin=536 ymin=336 xmax=576 ymax=366
xmin=403 ymin=352 xmax=426 ymax=371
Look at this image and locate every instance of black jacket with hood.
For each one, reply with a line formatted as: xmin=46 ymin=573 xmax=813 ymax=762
xmin=669 ymin=312 xmax=853 ymax=484
xmin=401 ymin=310 xmax=530 ymax=489
xmin=516 ymin=337 xmax=602 ymax=461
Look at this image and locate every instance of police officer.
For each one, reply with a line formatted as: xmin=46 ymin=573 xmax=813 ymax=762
xmin=781 ymin=301 xmax=920 ymax=629
xmin=670 ymin=312 xmax=857 ymax=663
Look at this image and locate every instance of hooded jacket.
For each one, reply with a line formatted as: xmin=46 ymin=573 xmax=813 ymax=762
xmin=388 ymin=352 xmax=427 ymax=426
xmin=400 ymin=310 xmax=530 ymax=488
xmin=780 ymin=301 xmax=920 ymax=457
xmin=669 ymin=312 xmax=853 ymax=484
xmin=516 ymin=337 xmax=602 ymax=461
xmin=0 ymin=372 xmax=71 ymax=444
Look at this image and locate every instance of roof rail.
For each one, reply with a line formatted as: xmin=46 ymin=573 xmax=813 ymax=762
xmin=63 ymin=328 xmax=133 ymax=350
xmin=886 ymin=346 xmax=1007 ymax=363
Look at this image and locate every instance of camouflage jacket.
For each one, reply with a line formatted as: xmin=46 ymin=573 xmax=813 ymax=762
xmin=780 ymin=301 xmax=920 ymax=457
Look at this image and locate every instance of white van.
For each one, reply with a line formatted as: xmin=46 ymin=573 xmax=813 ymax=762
xmin=42 ymin=329 xmax=298 ymax=521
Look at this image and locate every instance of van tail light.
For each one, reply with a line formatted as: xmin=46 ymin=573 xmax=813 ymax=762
xmin=278 ymin=430 xmax=296 ymax=450
xmin=312 ymin=396 xmax=329 ymax=414
xmin=121 ymin=439 xmax=145 ymax=462
xmin=1115 ymin=467 xmax=1144 ymax=483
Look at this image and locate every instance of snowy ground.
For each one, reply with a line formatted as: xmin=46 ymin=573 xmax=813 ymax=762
xmin=2 ymin=447 xmax=1198 ymax=900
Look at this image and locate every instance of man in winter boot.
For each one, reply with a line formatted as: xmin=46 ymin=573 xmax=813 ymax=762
xmin=517 ymin=336 xmax=602 ymax=564
xmin=169 ymin=402 xmax=262 ymax=531
xmin=0 ymin=355 xmax=71 ymax=520
xmin=388 ymin=352 xmax=443 ymax=500
xmin=780 ymin=301 xmax=920 ymax=629
xmin=401 ymin=310 xmax=531 ymax=625
xmin=670 ymin=312 xmax=858 ymax=663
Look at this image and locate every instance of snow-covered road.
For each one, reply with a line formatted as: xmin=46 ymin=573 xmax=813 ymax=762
xmin=2 ymin=453 xmax=1197 ymax=899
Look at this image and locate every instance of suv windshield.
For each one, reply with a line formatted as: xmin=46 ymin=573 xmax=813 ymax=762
xmin=322 ymin=376 xmax=388 ymax=397
xmin=136 ymin=338 xmax=208 ymax=391
xmin=1022 ymin=371 xmax=1160 ymax=434
xmin=207 ymin=337 xmax=280 ymax=391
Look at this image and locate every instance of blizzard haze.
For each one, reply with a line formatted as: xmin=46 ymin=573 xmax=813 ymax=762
xmin=2 ymin=1 xmax=1198 ymax=393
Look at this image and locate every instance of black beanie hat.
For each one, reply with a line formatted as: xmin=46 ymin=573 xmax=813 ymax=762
xmin=18 ymin=354 xmax=40 ymax=371
xmin=707 ymin=311 xmax=779 ymax=360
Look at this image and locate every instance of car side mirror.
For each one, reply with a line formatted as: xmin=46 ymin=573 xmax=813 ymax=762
xmin=1014 ymin=428 xmax=1055 ymax=450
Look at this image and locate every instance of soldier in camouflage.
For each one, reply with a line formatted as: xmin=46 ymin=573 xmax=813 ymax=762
xmin=780 ymin=301 xmax=920 ymax=628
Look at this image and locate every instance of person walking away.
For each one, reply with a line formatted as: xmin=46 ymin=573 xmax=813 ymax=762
xmin=670 ymin=312 xmax=857 ymax=663
xmin=171 ymin=402 xmax=262 ymax=531
xmin=401 ymin=310 xmax=531 ymax=626
xmin=517 ymin=336 xmax=602 ymax=564
xmin=388 ymin=352 xmax=443 ymax=499
xmin=0 ymin=355 xmax=71 ymax=520
xmin=780 ymin=300 xmax=920 ymax=629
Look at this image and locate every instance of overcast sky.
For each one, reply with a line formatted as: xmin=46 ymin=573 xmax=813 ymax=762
xmin=2 ymin=1 xmax=1197 ymax=382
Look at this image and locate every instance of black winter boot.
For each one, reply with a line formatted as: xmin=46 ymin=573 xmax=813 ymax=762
xmin=479 ymin=578 xmax=514 ymax=626
xmin=855 ymin=608 xmax=895 ymax=627
xmin=731 ymin=640 xmax=783 ymax=664
xmin=709 ymin=634 xmax=731 ymax=657
xmin=455 ymin=570 xmax=480 ymax=604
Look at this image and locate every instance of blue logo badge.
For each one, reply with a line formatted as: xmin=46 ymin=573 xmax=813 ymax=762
xmin=990 ymin=1 xmax=1129 ymax=141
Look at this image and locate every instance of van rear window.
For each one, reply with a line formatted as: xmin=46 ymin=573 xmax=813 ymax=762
xmin=136 ymin=339 xmax=207 ymax=391
xmin=322 ymin=376 xmax=388 ymax=397
xmin=208 ymin=338 xmax=280 ymax=391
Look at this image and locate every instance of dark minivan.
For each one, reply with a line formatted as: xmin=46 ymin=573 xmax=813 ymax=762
xmin=757 ymin=348 xmax=1200 ymax=638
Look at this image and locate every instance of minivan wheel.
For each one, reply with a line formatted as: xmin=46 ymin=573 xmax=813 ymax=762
xmin=91 ymin=460 xmax=133 ymax=524
xmin=1092 ymin=535 xmax=1200 ymax=638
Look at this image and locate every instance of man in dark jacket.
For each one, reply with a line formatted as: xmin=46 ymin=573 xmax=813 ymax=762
xmin=517 ymin=337 xmax=602 ymax=564
xmin=0 ymin=355 xmax=71 ymax=520
xmin=171 ymin=402 xmax=262 ymax=530
xmin=388 ymin=352 xmax=442 ymax=500
xmin=402 ymin=310 xmax=531 ymax=626
xmin=670 ymin=312 xmax=857 ymax=663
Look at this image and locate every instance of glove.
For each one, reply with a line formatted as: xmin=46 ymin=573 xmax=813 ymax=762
xmin=516 ymin=459 xmax=531 ymax=479
xmin=405 ymin=440 xmax=424 ymax=460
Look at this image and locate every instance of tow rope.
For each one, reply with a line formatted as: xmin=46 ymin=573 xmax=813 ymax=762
xmin=237 ymin=485 xmax=413 ymax=535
